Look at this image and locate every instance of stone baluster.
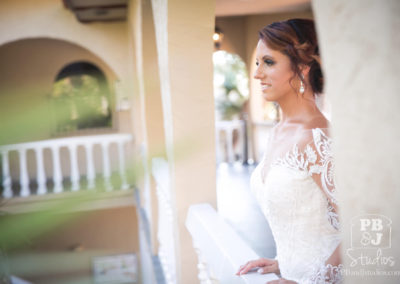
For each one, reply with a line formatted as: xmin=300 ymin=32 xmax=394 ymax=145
xmin=51 ymin=145 xmax=63 ymax=193
xmin=84 ymin=143 xmax=95 ymax=189
xmin=215 ymin=129 xmax=221 ymax=164
xmin=156 ymin=181 xmax=176 ymax=284
xmin=226 ymin=127 xmax=234 ymax=164
xmin=192 ymin=244 xmax=219 ymax=284
xmin=1 ymin=151 xmax=12 ymax=198
xmin=18 ymin=148 xmax=30 ymax=197
xmin=101 ymin=141 xmax=112 ymax=191
xmin=68 ymin=143 xmax=80 ymax=191
xmin=35 ymin=147 xmax=47 ymax=195
xmin=117 ymin=141 xmax=129 ymax=190
xmin=238 ymin=121 xmax=245 ymax=162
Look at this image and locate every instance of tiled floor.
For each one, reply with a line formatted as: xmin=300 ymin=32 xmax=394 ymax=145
xmin=216 ymin=162 xmax=277 ymax=259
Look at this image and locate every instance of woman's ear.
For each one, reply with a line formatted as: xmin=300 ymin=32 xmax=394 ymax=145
xmin=300 ymin=64 xmax=310 ymax=79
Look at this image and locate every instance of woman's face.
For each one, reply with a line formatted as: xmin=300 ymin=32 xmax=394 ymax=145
xmin=254 ymin=39 xmax=296 ymax=102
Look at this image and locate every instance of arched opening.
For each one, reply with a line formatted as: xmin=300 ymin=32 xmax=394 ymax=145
xmin=213 ymin=50 xmax=249 ymax=164
xmin=0 ymin=37 xmax=119 ymax=144
xmin=51 ymin=61 xmax=113 ymax=133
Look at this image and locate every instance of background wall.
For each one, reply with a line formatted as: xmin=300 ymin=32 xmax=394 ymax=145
xmin=313 ymin=1 xmax=400 ymax=282
xmin=0 ymin=0 xmax=128 ymax=80
xmin=0 ymin=0 xmax=136 ymax=181
xmin=0 ymin=38 xmax=118 ymax=142
xmin=8 ymin=206 xmax=139 ymax=284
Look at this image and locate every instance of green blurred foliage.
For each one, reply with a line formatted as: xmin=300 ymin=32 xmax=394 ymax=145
xmin=0 ymin=82 xmax=139 ymax=283
xmin=50 ymin=75 xmax=112 ymax=133
xmin=213 ymin=51 xmax=249 ymax=120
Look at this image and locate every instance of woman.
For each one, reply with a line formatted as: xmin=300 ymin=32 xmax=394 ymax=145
xmin=236 ymin=19 xmax=343 ymax=283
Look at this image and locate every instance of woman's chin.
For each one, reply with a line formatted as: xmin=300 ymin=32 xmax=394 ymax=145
xmin=262 ymin=92 xmax=274 ymax=102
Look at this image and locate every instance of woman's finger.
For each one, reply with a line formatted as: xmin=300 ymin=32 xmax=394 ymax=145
xmin=236 ymin=258 xmax=275 ymax=275
xmin=236 ymin=262 xmax=252 ymax=275
xmin=256 ymin=265 xmax=274 ymax=274
xmin=237 ymin=261 xmax=261 ymax=275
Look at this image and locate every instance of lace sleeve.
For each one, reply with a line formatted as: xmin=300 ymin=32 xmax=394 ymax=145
xmin=307 ymin=128 xmax=340 ymax=231
xmin=302 ymin=263 xmax=344 ymax=284
xmin=299 ymin=129 xmax=344 ymax=283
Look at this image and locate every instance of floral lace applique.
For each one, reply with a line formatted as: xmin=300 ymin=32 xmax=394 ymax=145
xmin=271 ymin=128 xmax=340 ymax=231
xmin=303 ymin=263 xmax=344 ymax=284
xmin=326 ymin=202 xmax=340 ymax=231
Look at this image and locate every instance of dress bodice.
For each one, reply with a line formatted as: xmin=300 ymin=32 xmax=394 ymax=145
xmin=250 ymin=127 xmax=342 ymax=283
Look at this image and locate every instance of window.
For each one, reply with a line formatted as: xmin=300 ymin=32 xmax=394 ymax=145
xmin=213 ymin=51 xmax=249 ymax=121
xmin=50 ymin=62 xmax=112 ymax=134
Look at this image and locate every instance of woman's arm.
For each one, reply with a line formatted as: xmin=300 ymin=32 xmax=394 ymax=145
xmin=307 ymin=128 xmax=344 ymax=283
xmin=306 ymin=243 xmax=344 ymax=283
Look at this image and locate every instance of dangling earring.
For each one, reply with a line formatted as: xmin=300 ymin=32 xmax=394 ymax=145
xmin=299 ymin=77 xmax=305 ymax=94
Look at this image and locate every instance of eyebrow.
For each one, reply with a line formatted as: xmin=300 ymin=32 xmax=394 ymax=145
xmin=262 ymin=55 xmax=275 ymax=60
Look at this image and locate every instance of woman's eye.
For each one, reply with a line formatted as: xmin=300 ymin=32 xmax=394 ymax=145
xmin=264 ymin=59 xmax=275 ymax=66
xmin=255 ymin=61 xmax=259 ymax=66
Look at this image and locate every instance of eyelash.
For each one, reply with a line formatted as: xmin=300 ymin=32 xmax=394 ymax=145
xmin=256 ymin=59 xmax=275 ymax=67
xmin=264 ymin=59 xmax=275 ymax=66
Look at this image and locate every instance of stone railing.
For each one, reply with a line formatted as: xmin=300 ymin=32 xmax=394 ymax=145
xmin=186 ymin=203 xmax=279 ymax=284
xmin=215 ymin=120 xmax=246 ymax=164
xmin=152 ymin=157 xmax=177 ymax=284
xmin=135 ymin=189 xmax=161 ymax=284
xmin=0 ymin=133 xmax=133 ymax=198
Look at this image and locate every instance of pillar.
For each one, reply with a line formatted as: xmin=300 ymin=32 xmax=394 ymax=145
xmin=312 ymin=1 xmax=400 ymax=283
xmin=151 ymin=0 xmax=217 ymax=282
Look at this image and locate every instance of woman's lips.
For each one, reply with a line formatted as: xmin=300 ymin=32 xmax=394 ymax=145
xmin=261 ymin=84 xmax=271 ymax=91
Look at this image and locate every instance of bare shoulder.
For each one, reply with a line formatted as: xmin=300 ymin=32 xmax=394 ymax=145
xmin=303 ymin=114 xmax=330 ymax=130
xmin=297 ymin=116 xmax=332 ymax=147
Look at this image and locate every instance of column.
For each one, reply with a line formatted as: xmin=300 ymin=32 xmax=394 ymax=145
xmin=151 ymin=0 xmax=217 ymax=283
xmin=312 ymin=1 xmax=400 ymax=283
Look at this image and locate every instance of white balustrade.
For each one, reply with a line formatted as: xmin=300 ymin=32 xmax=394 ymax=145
xmin=1 ymin=151 xmax=12 ymax=198
xmin=51 ymin=145 xmax=63 ymax=193
xmin=68 ymin=144 xmax=80 ymax=191
xmin=186 ymin=203 xmax=279 ymax=284
xmin=152 ymin=157 xmax=177 ymax=284
xmin=0 ymin=133 xmax=133 ymax=198
xmin=35 ymin=147 xmax=47 ymax=195
xmin=84 ymin=143 xmax=95 ymax=190
xmin=118 ymin=141 xmax=129 ymax=190
xmin=101 ymin=141 xmax=112 ymax=191
xmin=216 ymin=120 xmax=246 ymax=164
xmin=18 ymin=149 xmax=30 ymax=197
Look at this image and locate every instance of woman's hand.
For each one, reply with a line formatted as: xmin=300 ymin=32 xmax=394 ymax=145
xmin=236 ymin=258 xmax=280 ymax=276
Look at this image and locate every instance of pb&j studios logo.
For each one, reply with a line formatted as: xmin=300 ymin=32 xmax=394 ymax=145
xmin=346 ymin=214 xmax=395 ymax=268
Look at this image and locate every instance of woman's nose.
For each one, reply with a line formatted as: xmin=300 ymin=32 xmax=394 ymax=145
xmin=254 ymin=66 xmax=263 ymax=79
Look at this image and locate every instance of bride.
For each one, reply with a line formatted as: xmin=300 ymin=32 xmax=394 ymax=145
xmin=236 ymin=19 xmax=343 ymax=283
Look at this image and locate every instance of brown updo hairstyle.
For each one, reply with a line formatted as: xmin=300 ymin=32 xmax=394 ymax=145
xmin=259 ymin=18 xmax=323 ymax=95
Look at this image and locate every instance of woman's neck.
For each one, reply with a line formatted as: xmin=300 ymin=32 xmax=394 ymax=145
xmin=277 ymin=90 xmax=322 ymax=126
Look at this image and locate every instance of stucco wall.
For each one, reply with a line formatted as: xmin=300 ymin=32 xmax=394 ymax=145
xmin=0 ymin=38 xmax=118 ymax=141
xmin=0 ymin=0 xmax=136 ymax=181
xmin=0 ymin=0 xmax=128 ymax=80
xmin=8 ymin=206 xmax=139 ymax=284
xmin=151 ymin=0 xmax=217 ymax=282
xmin=312 ymin=1 xmax=400 ymax=282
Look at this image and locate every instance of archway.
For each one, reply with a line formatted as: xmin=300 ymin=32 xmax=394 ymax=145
xmin=0 ymin=37 xmax=118 ymax=143
xmin=213 ymin=50 xmax=249 ymax=164
xmin=51 ymin=61 xmax=113 ymax=134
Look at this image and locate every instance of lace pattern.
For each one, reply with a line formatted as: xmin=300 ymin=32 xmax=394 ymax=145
xmin=272 ymin=128 xmax=340 ymax=231
xmin=302 ymin=263 xmax=344 ymax=284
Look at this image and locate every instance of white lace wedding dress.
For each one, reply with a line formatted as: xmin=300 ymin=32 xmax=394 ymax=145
xmin=250 ymin=127 xmax=343 ymax=283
